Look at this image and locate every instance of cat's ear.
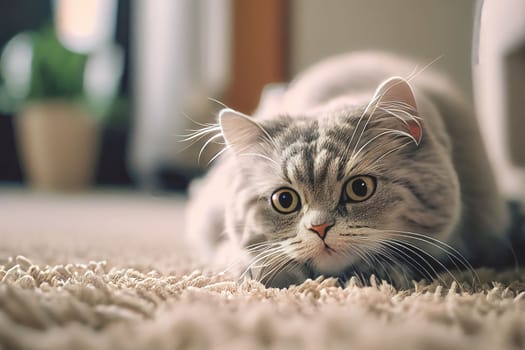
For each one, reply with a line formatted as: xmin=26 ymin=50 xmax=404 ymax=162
xmin=219 ymin=108 xmax=268 ymax=152
xmin=374 ymin=77 xmax=422 ymax=144
xmin=375 ymin=76 xmax=417 ymax=110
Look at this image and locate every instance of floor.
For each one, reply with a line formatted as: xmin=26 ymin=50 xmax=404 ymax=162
xmin=0 ymin=188 xmax=189 ymax=269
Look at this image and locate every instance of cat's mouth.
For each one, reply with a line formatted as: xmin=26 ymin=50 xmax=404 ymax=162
xmin=321 ymin=242 xmax=336 ymax=255
xmin=309 ymin=243 xmax=352 ymax=275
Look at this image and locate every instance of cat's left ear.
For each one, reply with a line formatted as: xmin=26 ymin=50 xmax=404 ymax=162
xmin=219 ymin=108 xmax=268 ymax=153
xmin=374 ymin=77 xmax=422 ymax=144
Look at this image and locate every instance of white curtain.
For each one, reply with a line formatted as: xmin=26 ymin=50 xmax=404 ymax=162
xmin=130 ymin=0 xmax=231 ymax=187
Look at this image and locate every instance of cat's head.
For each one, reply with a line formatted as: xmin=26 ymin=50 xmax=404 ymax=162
xmin=219 ymin=77 xmax=461 ymax=280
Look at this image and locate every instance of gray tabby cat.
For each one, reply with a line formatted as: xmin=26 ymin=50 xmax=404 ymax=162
xmin=185 ymin=52 xmax=510 ymax=288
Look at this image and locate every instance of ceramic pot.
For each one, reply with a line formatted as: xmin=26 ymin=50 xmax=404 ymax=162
xmin=15 ymin=100 xmax=99 ymax=190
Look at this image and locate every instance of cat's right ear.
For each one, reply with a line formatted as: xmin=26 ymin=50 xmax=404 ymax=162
xmin=374 ymin=76 xmax=417 ymax=111
xmin=374 ymin=77 xmax=422 ymax=145
xmin=219 ymin=108 xmax=268 ymax=153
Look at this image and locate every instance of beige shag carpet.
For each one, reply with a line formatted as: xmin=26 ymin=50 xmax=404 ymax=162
xmin=1 ymin=191 xmax=525 ymax=350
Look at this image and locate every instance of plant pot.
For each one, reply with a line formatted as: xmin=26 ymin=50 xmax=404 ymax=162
xmin=15 ymin=100 xmax=99 ymax=191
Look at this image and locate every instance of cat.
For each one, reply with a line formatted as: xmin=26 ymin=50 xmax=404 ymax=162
xmin=185 ymin=51 xmax=510 ymax=288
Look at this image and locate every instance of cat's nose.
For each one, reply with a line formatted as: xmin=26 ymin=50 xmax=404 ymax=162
xmin=308 ymin=222 xmax=334 ymax=239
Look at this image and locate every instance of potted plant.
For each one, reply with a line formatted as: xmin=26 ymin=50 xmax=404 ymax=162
xmin=0 ymin=27 xmax=122 ymax=190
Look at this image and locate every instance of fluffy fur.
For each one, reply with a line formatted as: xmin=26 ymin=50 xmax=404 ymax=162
xmin=185 ymin=52 xmax=510 ymax=288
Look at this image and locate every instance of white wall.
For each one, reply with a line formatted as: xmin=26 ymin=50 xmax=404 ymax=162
xmin=290 ymin=0 xmax=476 ymax=99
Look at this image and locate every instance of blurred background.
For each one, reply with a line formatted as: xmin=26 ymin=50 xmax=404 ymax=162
xmin=0 ymin=0 xmax=523 ymax=199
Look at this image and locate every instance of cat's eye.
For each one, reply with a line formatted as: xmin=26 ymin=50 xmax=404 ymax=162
xmin=271 ymin=188 xmax=301 ymax=214
xmin=344 ymin=175 xmax=377 ymax=202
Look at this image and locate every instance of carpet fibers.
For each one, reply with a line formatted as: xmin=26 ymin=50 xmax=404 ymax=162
xmin=1 ymin=192 xmax=525 ymax=350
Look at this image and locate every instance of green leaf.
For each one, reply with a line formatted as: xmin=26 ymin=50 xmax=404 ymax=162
xmin=28 ymin=26 xmax=87 ymax=100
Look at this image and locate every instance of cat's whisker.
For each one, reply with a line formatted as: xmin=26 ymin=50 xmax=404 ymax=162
xmin=263 ymin=134 xmax=282 ymax=155
xmin=349 ymin=130 xmax=414 ymax=163
xmin=207 ymin=146 xmax=230 ymax=165
xmin=181 ymin=125 xmax=217 ymax=134
xmin=350 ymin=75 xmax=419 ymax=159
xmin=348 ymin=73 xmax=424 ymax=163
xmin=370 ymin=140 xmax=413 ymax=166
xmin=332 ymin=241 xmax=397 ymax=286
xmin=385 ymin=252 xmax=413 ymax=288
xmin=379 ymin=241 xmax=438 ymax=283
xmin=239 ymin=252 xmax=280 ymax=281
xmin=245 ymin=244 xmax=284 ymax=260
xmin=345 ymin=245 xmax=374 ymax=270
xmin=370 ymin=238 xmax=447 ymax=285
xmin=244 ymin=240 xmax=281 ymax=250
xmin=244 ymin=244 xmax=282 ymax=256
xmin=174 ymin=126 xmax=222 ymax=156
xmin=347 ymin=134 xmax=411 ymax=173
xmin=255 ymin=251 xmax=290 ymax=280
xmin=346 ymin=109 xmax=369 ymax=157
xmin=347 ymin=113 xmax=372 ymax=155
xmin=347 ymin=235 xmax=417 ymax=286
xmin=227 ymin=141 xmax=281 ymax=171
xmin=355 ymin=243 xmax=400 ymax=285
xmin=274 ymin=259 xmax=303 ymax=286
xmin=385 ymin=230 xmax=479 ymax=284
xmin=359 ymin=242 xmax=401 ymax=285
xmin=207 ymin=97 xmax=229 ymax=109
xmin=377 ymin=106 xmax=420 ymax=123
xmin=262 ymin=257 xmax=300 ymax=287
xmin=344 ymin=91 xmax=383 ymax=166
xmin=405 ymin=55 xmax=444 ymax=83
xmin=377 ymin=109 xmax=421 ymax=137
xmin=197 ymin=133 xmax=225 ymax=164
xmin=180 ymin=113 xmax=210 ymax=128
xmin=363 ymin=232 xmax=448 ymax=285
xmin=345 ymin=113 xmax=419 ymax=175
xmin=386 ymin=237 xmax=462 ymax=287
xmin=219 ymin=241 xmax=269 ymax=275
xmin=176 ymin=122 xmax=228 ymax=165
xmin=241 ymin=238 xmax=281 ymax=256
xmin=244 ymin=236 xmax=282 ymax=245
xmin=245 ymin=237 xmax=299 ymax=252
xmin=350 ymin=83 xmax=388 ymax=145
xmin=357 ymin=245 xmax=401 ymax=286
xmin=179 ymin=125 xmax=222 ymax=143
xmin=240 ymin=236 xmax=303 ymax=283
xmin=220 ymin=251 xmax=256 ymax=276
xmin=240 ymin=245 xmax=288 ymax=280
xmin=351 ymin=101 xmax=382 ymax=156
xmin=379 ymin=100 xmax=417 ymax=113
xmin=259 ymin=255 xmax=291 ymax=282
xmin=239 ymin=152 xmax=280 ymax=168
xmin=259 ymin=127 xmax=280 ymax=152
xmin=206 ymin=231 xmax=248 ymax=276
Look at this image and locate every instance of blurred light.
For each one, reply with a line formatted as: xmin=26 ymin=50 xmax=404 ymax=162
xmin=54 ymin=0 xmax=117 ymax=54
xmin=0 ymin=33 xmax=33 ymax=100
xmin=83 ymin=44 xmax=124 ymax=117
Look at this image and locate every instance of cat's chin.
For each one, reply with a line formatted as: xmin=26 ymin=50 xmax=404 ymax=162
xmin=309 ymin=248 xmax=358 ymax=276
